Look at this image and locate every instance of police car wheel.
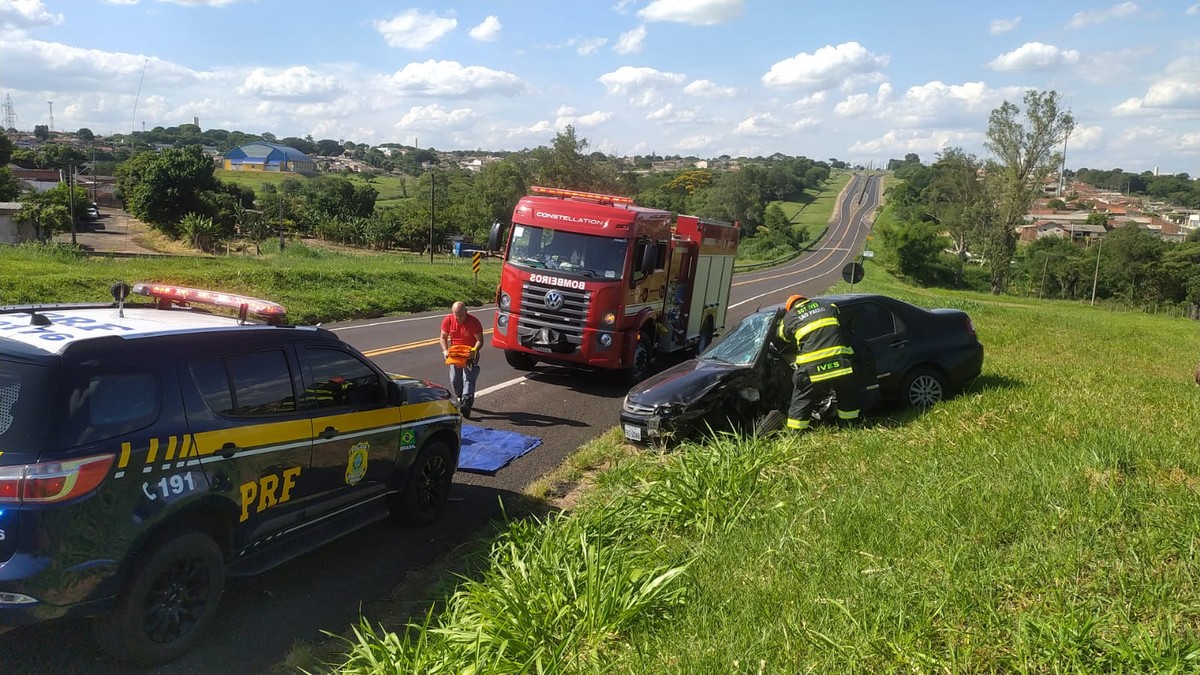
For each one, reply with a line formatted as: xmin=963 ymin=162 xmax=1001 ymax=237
xmin=392 ymin=441 xmax=455 ymax=527
xmin=95 ymin=531 xmax=225 ymax=666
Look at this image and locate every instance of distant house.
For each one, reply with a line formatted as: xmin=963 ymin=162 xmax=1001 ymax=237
xmin=223 ymin=142 xmax=316 ymax=175
xmin=0 ymin=201 xmax=34 ymax=244
xmin=8 ymin=166 xmax=61 ymax=193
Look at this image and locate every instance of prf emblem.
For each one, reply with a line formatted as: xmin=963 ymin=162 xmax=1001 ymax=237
xmin=345 ymin=442 xmax=370 ymax=485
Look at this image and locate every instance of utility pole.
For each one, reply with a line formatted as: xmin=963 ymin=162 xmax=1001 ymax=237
xmin=69 ymin=166 xmax=77 ymax=245
xmin=429 ymin=167 xmax=435 ymax=263
xmin=47 ymin=100 xmax=53 ymax=132
xmin=1090 ymin=237 xmax=1104 ymax=306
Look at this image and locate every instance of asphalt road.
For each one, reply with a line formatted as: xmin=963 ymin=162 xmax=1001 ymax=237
xmin=0 ymin=173 xmax=880 ymax=674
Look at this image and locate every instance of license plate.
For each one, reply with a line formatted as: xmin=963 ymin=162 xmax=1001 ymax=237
xmin=623 ymin=424 xmax=642 ymax=441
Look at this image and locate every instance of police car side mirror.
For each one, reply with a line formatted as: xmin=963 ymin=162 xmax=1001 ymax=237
xmin=388 ymin=381 xmax=407 ymax=406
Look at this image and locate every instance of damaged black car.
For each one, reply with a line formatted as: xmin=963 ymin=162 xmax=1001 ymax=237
xmin=619 ymin=293 xmax=984 ymax=444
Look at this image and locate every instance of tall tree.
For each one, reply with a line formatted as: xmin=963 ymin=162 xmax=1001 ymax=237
xmin=123 ymin=145 xmax=220 ymax=235
xmin=983 ymin=90 xmax=1075 ymax=294
xmin=927 ymin=148 xmax=992 ymax=287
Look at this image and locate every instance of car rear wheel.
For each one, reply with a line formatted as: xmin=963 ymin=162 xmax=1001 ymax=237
xmin=390 ymin=441 xmax=455 ymax=527
xmin=901 ymin=367 xmax=947 ymax=408
xmin=95 ymin=531 xmax=225 ymax=666
xmin=504 ymin=349 xmax=536 ymax=370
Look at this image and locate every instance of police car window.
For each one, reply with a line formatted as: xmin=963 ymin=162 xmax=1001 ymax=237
xmin=845 ymin=302 xmax=896 ymax=341
xmin=304 ymin=348 xmax=383 ymax=409
xmin=52 ymin=370 xmax=159 ymax=447
xmin=192 ymin=350 xmax=295 ymax=417
xmin=0 ymin=362 xmax=53 ymax=453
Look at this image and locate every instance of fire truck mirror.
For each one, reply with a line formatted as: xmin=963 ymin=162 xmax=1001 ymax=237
xmin=639 ymin=241 xmax=657 ymax=276
xmin=487 ymin=220 xmax=505 ymax=252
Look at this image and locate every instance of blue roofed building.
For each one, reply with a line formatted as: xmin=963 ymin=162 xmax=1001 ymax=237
xmin=223 ymin=141 xmax=316 ymax=175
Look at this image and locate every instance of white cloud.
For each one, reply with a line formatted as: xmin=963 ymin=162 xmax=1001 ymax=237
xmin=989 ymin=16 xmax=1020 ymax=34
xmin=383 ymin=60 xmax=527 ymax=98
xmin=614 ymin=25 xmax=647 ymax=55
xmin=506 ymin=120 xmax=556 ymax=138
xmin=882 ymin=80 xmax=1015 ymax=128
xmin=396 ymin=103 xmax=478 ymax=130
xmin=848 ymin=129 xmax=983 ymax=157
xmin=572 ymin=37 xmax=608 ymax=56
xmin=560 ymin=109 xmax=612 ymax=128
xmin=469 ymin=16 xmax=501 ymax=42
xmin=1112 ymin=56 xmax=1200 ymax=113
xmin=676 ymin=134 xmax=715 ymax=151
xmin=682 ymin=79 xmax=735 ymax=98
xmin=645 ymin=103 xmax=697 ymax=124
xmin=638 ymin=0 xmax=743 ymax=25
xmin=762 ymin=42 xmax=889 ymax=91
xmin=0 ymin=0 xmax=62 ymax=31
xmin=786 ymin=91 xmax=829 ymax=111
xmin=733 ymin=113 xmax=786 ymax=137
xmin=598 ymin=66 xmax=686 ymax=107
xmin=0 ymin=38 xmax=213 ymax=94
xmin=374 ymin=10 xmax=457 ymax=50
xmin=1068 ymin=124 xmax=1105 ymax=151
xmin=987 ymin=42 xmax=1081 ymax=71
xmin=238 ymin=66 xmax=343 ymax=101
xmin=835 ymin=93 xmax=875 ymax=118
xmin=1188 ymin=3 xmax=1200 ymax=15
xmin=1066 ymin=1 xmax=1141 ymax=30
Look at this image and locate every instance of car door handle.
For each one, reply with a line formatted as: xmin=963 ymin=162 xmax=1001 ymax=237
xmin=320 ymin=426 xmax=339 ymax=439
xmin=889 ymin=339 xmax=909 ymax=349
xmin=220 ymin=442 xmax=238 ymax=458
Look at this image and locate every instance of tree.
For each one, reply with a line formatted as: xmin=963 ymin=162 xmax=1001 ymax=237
xmin=122 ymin=145 xmax=220 ymax=235
xmin=76 ymin=128 xmax=95 ymax=142
xmin=926 ymin=148 xmax=992 ymax=287
xmin=0 ymin=133 xmax=18 ymax=201
xmin=34 ymin=125 xmax=49 ymax=141
xmin=983 ymin=90 xmax=1075 ymax=294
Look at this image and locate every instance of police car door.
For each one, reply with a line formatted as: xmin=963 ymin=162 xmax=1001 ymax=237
xmin=300 ymin=345 xmax=399 ymax=519
xmin=183 ymin=347 xmax=314 ymax=547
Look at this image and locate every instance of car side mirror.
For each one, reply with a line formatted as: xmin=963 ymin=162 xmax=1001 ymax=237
xmin=388 ymin=381 xmax=407 ymax=406
xmin=640 ymin=244 xmax=656 ymax=276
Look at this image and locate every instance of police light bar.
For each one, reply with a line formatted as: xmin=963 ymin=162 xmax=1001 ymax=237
xmin=530 ymin=185 xmax=633 ymax=205
xmin=131 ymin=283 xmax=288 ymax=319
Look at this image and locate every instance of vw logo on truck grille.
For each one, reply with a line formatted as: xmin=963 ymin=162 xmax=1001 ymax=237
xmin=544 ymin=290 xmax=565 ymax=310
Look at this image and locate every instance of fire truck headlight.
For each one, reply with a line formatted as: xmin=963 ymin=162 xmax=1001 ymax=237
xmin=598 ymin=333 xmax=613 ymax=347
xmin=602 ymin=312 xmax=616 ymax=325
xmin=497 ymin=314 xmax=509 ymax=329
xmin=499 ymin=292 xmax=511 ymax=310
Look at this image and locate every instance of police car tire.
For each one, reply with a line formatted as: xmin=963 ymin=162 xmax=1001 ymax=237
xmin=95 ymin=531 xmax=225 ymax=666
xmin=392 ymin=441 xmax=455 ymax=527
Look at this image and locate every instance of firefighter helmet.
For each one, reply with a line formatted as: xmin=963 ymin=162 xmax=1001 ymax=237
xmin=785 ymin=294 xmax=807 ymax=311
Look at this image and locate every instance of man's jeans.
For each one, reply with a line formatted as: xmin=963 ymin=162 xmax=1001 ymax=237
xmin=449 ymin=364 xmax=480 ymax=407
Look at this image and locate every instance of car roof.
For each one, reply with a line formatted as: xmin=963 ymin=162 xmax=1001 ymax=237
xmin=0 ymin=305 xmax=311 ymax=357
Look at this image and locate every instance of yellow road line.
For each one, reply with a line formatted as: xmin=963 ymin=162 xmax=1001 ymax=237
xmin=364 ymin=329 xmax=495 ymax=357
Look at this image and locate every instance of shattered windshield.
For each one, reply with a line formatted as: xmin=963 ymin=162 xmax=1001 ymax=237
xmin=699 ymin=310 xmax=775 ymax=367
xmin=506 ymin=225 xmax=628 ymax=280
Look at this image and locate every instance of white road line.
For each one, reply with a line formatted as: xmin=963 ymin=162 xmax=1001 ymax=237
xmin=474 ymin=375 xmax=530 ymax=398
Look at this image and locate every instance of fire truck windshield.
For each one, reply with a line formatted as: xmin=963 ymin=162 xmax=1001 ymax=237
xmin=506 ymin=225 xmax=628 ymax=280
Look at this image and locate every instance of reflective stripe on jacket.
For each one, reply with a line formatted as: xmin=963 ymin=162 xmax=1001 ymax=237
xmin=779 ymin=299 xmax=854 ymax=380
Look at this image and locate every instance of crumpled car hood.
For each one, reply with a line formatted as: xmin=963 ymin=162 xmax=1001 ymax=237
xmin=626 ymin=359 xmax=745 ymax=408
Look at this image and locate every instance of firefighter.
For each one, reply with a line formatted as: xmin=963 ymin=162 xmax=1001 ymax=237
xmin=778 ymin=294 xmax=860 ymax=431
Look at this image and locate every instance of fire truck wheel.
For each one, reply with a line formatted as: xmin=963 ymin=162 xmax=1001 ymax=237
xmin=504 ymin=350 xmax=536 ymax=370
xmin=625 ymin=336 xmax=652 ymax=385
xmin=697 ymin=317 xmax=715 ymax=354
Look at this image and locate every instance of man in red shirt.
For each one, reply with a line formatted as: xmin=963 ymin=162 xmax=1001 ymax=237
xmin=440 ymin=301 xmax=484 ymax=418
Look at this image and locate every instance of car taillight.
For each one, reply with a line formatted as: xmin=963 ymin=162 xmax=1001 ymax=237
xmin=0 ymin=454 xmax=115 ymax=504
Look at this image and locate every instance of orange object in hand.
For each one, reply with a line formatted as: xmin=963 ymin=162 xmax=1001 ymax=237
xmin=445 ymin=344 xmax=475 ymax=367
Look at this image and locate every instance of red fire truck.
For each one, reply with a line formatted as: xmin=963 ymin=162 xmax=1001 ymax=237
xmin=488 ymin=186 xmax=740 ymax=382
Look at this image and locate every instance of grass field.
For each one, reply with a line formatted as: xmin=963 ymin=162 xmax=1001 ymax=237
xmin=216 ymin=169 xmax=413 ymax=202
xmin=0 ymin=243 xmax=498 ymax=324
xmin=331 ymin=261 xmax=1200 ymax=674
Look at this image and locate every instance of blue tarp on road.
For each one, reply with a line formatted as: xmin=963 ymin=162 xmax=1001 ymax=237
xmin=457 ymin=424 xmax=543 ymax=474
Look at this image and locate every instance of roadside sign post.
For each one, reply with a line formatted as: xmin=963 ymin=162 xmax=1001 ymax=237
xmin=471 ymin=251 xmax=482 ymax=285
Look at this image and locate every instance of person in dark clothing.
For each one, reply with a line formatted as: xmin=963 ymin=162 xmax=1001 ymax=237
xmin=777 ymin=294 xmax=860 ymax=431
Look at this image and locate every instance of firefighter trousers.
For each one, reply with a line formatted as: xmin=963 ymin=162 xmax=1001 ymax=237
xmin=787 ymin=369 xmax=860 ymax=430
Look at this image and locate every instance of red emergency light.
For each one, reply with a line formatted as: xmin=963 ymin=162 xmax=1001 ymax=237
xmin=131 ymin=282 xmax=288 ymax=320
xmin=530 ymin=185 xmax=633 ymax=205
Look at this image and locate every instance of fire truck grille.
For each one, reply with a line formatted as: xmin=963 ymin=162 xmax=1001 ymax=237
xmin=517 ymin=282 xmax=592 ymax=352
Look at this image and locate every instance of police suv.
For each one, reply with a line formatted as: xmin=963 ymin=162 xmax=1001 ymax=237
xmin=0 ymin=282 xmax=461 ymax=665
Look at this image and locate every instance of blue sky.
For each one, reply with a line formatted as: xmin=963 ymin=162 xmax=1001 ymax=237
xmin=1 ymin=0 xmax=1197 ymax=175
